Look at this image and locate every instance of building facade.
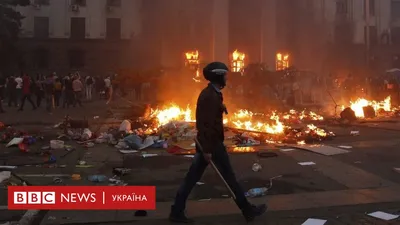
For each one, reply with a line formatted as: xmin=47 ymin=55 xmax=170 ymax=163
xmin=322 ymin=0 xmax=400 ymax=70
xmin=15 ymin=0 xmax=400 ymax=75
xmin=15 ymin=0 xmax=141 ymax=75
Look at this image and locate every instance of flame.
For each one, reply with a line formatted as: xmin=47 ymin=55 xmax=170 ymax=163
xmin=149 ymin=103 xmax=194 ymax=126
xmin=232 ymin=50 xmax=245 ymax=72
xmin=185 ymin=50 xmax=199 ymax=62
xmin=346 ymin=96 xmax=391 ymax=118
xmin=276 ymin=53 xmax=290 ymax=71
xmin=145 ymin=104 xmax=329 ymax=145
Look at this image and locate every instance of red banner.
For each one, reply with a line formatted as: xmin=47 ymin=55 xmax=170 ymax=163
xmin=8 ymin=186 xmax=156 ymax=210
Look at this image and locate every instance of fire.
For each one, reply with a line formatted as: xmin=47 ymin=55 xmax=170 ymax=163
xmin=231 ymin=50 xmax=245 ymax=72
xmin=149 ymin=104 xmax=194 ymax=126
xmin=347 ymin=96 xmax=391 ymax=118
xmin=146 ymin=105 xmax=330 ymax=146
xmin=276 ymin=53 xmax=290 ymax=71
xmin=185 ymin=50 xmax=201 ymax=82
xmin=231 ymin=110 xmax=285 ymax=134
xmin=185 ymin=50 xmax=199 ymax=64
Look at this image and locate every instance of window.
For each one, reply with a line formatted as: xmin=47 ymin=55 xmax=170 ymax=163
xmin=72 ymin=0 xmax=86 ymax=6
xmin=364 ymin=0 xmax=375 ymax=17
xmin=336 ymin=0 xmax=348 ymax=15
xmin=364 ymin=26 xmax=378 ymax=45
xmin=34 ymin=0 xmax=50 ymax=5
xmin=106 ymin=18 xmax=121 ymax=40
xmin=68 ymin=50 xmax=85 ymax=68
xmin=33 ymin=48 xmax=49 ymax=69
xmin=34 ymin=17 xmax=49 ymax=38
xmin=107 ymin=0 xmax=121 ymax=7
xmin=70 ymin=17 xmax=86 ymax=39
xmin=391 ymin=0 xmax=400 ymax=20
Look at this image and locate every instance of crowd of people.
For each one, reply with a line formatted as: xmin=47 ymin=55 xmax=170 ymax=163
xmin=0 ymin=72 xmax=123 ymax=114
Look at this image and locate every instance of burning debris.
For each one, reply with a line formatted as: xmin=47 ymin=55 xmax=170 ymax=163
xmin=138 ymin=103 xmax=335 ymax=146
xmin=340 ymin=96 xmax=399 ymax=120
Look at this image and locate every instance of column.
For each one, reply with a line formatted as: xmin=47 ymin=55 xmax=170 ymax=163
xmin=261 ymin=0 xmax=277 ymax=69
xmin=211 ymin=0 xmax=229 ymax=64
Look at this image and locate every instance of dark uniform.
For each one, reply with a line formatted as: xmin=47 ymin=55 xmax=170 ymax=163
xmin=169 ymin=62 xmax=267 ymax=223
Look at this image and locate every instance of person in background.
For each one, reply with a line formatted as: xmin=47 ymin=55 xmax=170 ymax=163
xmin=15 ymin=74 xmax=23 ymax=106
xmin=85 ymin=75 xmax=94 ymax=100
xmin=72 ymin=75 xmax=83 ymax=107
xmin=35 ymin=75 xmax=44 ymax=107
xmin=63 ymin=74 xmax=73 ymax=108
xmin=0 ymin=75 xmax=5 ymax=103
xmin=7 ymin=76 xmax=18 ymax=107
xmin=104 ymin=76 xmax=112 ymax=104
xmin=44 ymin=74 xmax=55 ymax=113
xmin=54 ymin=78 xmax=62 ymax=108
xmin=18 ymin=74 xmax=36 ymax=111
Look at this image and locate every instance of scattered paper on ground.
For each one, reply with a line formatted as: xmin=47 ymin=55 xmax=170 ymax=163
xmin=119 ymin=150 xmax=139 ymax=154
xmin=301 ymin=218 xmax=327 ymax=225
xmin=280 ymin=148 xmax=295 ymax=152
xmin=338 ymin=145 xmax=353 ymax=149
xmin=183 ymin=155 xmax=195 ymax=158
xmin=141 ymin=153 xmax=158 ymax=158
xmin=368 ymin=211 xmax=399 ymax=221
xmin=294 ymin=145 xmax=350 ymax=156
xmin=139 ymin=137 xmax=155 ymax=150
xmin=6 ymin=137 xmax=24 ymax=147
xmin=298 ymin=162 xmax=316 ymax=166
xmin=0 ymin=171 xmax=11 ymax=183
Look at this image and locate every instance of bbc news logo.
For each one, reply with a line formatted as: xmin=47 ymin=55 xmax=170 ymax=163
xmin=14 ymin=192 xmax=56 ymax=204
xmin=8 ymin=186 xmax=156 ymax=210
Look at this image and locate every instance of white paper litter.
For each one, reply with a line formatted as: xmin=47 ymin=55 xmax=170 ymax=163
xmin=367 ymin=211 xmax=399 ymax=221
xmin=280 ymin=148 xmax=295 ymax=152
xmin=196 ymin=182 xmax=205 ymax=185
xmin=298 ymin=162 xmax=316 ymax=166
xmin=141 ymin=153 xmax=158 ymax=158
xmin=6 ymin=138 xmax=24 ymax=147
xmin=0 ymin=166 xmax=17 ymax=169
xmin=301 ymin=218 xmax=327 ymax=225
xmin=0 ymin=171 xmax=11 ymax=183
xmin=139 ymin=137 xmax=155 ymax=150
xmin=119 ymin=150 xmax=139 ymax=154
xmin=338 ymin=145 xmax=353 ymax=149
xmin=190 ymin=143 xmax=196 ymax=147
xmin=183 ymin=155 xmax=195 ymax=158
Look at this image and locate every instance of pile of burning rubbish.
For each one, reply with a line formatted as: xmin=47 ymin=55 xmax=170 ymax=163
xmin=340 ymin=96 xmax=400 ymax=122
xmin=134 ymin=104 xmax=335 ymax=146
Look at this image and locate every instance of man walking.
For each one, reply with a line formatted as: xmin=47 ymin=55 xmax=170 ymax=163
xmin=72 ymin=75 xmax=83 ymax=107
xmin=85 ymin=75 xmax=94 ymax=100
xmin=44 ymin=74 xmax=55 ymax=113
xmin=18 ymin=74 xmax=36 ymax=111
xmin=169 ymin=62 xmax=267 ymax=223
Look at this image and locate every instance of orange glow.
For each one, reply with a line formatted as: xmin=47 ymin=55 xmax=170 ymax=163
xmin=185 ymin=50 xmax=201 ymax=82
xmin=231 ymin=50 xmax=245 ymax=72
xmin=185 ymin=50 xmax=199 ymax=65
xmin=276 ymin=53 xmax=290 ymax=71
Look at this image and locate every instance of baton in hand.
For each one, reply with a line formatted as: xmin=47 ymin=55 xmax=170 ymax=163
xmin=194 ymin=137 xmax=236 ymax=200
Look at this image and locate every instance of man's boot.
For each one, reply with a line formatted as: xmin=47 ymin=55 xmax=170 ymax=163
xmin=169 ymin=206 xmax=194 ymax=223
xmin=242 ymin=204 xmax=267 ymax=222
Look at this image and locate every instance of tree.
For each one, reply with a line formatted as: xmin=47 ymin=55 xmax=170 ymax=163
xmin=0 ymin=0 xmax=30 ymax=72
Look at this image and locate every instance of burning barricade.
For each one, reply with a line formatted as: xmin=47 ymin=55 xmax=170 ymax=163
xmin=135 ymin=103 xmax=335 ymax=150
xmin=340 ymin=96 xmax=400 ymax=121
